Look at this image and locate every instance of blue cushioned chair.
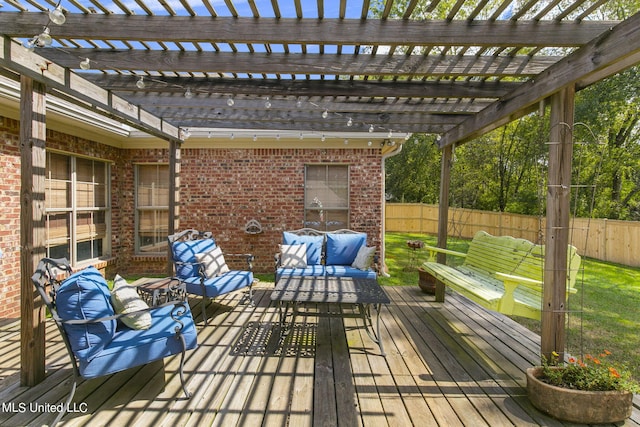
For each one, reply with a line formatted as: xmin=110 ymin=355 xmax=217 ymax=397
xmin=168 ymin=229 xmax=255 ymax=324
xmin=32 ymin=258 xmax=197 ymax=427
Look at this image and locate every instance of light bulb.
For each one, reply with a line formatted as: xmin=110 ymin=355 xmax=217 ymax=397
xmin=347 ymin=117 xmax=353 ymax=127
xmin=49 ymin=6 xmax=66 ymax=25
xmin=264 ymin=97 xmax=271 ymax=109
xmin=184 ymin=88 xmax=194 ymax=99
xmin=136 ymin=76 xmax=145 ymax=89
xmin=369 ymin=124 xmax=374 ymax=133
xmin=387 ymin=130 xmax=393 ymax=138
xmin=79 ymin=58 xmax=91 ymax=70
xmin=368 ymin=141 xmax=372 ymax=146
xmin=253 ymin=135 xmax=257 ymax=142
xmin=226 ymin=97 xmax=234 ymax=106
xmin=322 ymin=110 xmax=328 ymax=119
xmin=38 ymin=28 xmax=52 ymax=47
xmin=22 ymin=39 xmax=36 ymax=51
xmin=321 ymin=134 xmax=326 ymax=142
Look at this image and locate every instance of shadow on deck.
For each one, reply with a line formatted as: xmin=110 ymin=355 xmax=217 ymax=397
xmin=0 ymin=284 xmax=638 ymax=426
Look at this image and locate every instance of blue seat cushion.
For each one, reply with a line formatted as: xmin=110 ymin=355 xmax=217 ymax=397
xmin=276 ymin=265 xmax=326 ymax=282
xmin=325 ymin=233 xmax=367 ymax=266
xmin=182 ymin=270 xmax=253 ymax=298
xmin=56 ymin=266 xmax=116 ymax=363
xmin=171 ymin=238 xmax=217 ymax=278
xmin=324 ymin=265 xmax=377 ymax=279
xmin=282 ymin=232 xmax=324 ymax=265
xmin=79 ymin=303 xmax=197 ymax=379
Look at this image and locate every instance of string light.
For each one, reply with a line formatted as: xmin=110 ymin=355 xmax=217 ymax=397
xmin=15 ymin=22 xmax=412 ymax=138
xmin=38 ymin=28 xmax=53 ymax=46
xmin=49 ymin=5 xmax=66 ymax=25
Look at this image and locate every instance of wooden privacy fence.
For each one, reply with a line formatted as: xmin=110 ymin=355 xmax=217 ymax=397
xmin=386 ymin=203 xmax=640 ymax=268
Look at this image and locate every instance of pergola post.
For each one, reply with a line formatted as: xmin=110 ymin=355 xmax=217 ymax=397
xmin=167 ymin=139 xmax=181 ymax=275
xmin=435 ymin=144 xmax=453 ymax=303
xmin=19 ymin=75 xmax=47 ymax=386
xmin=541 ymin=86 xmax=575 ymax=360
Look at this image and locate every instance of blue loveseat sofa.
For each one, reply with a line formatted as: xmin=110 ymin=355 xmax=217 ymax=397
xmin=275 ymin=228 xmax=378 ymax=281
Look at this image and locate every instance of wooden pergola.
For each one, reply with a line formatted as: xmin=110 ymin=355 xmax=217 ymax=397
xmin=1 ymin=0 xmax=639 ymax=389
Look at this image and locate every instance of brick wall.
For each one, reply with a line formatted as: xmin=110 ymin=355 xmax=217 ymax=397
xmin=1 ymin=114 xmax=385 ymax=318
xmin=0 ymin=116 xmax=124 ymax=319
xmin=121 ymin=146 xmax=384 ymax=274
xmin=0 ymin=116 xmax=22 ymax=319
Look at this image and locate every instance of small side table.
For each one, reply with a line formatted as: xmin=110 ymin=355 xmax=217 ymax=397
xmin=132 ymin=277 xmax=185 ymax=307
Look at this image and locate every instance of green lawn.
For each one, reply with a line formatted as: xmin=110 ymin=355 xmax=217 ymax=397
xmin=379 ymin=232 xmax=640 ymax=383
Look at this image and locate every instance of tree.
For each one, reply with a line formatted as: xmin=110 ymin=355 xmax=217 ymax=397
xmin=385 ymin=134 xmax=441 ymax=203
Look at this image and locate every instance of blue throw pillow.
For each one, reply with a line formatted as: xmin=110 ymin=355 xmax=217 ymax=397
xmin=171 ymin=238 xmax=217 ymax=278
xmin=325 ymin=233 xmax=367 ymax=265
xmin=56 ymin=266 xmax=116 ymax=362
xmin=283 ymin=232 xmax=324 ymax=265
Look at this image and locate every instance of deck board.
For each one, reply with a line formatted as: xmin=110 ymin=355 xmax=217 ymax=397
xmin=0 ymin=284 xmax=638 ymax=427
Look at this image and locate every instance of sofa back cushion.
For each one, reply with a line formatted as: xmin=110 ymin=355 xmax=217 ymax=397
xmin=56 ymin=266 xmax=116 ymax=362
xmin=283 ymin=232 xmax=324 ymax=265
xmin=171 ymin=238 xmax=217 ymax=278
xmin=325 ymin=232 xmax=367 ymax=265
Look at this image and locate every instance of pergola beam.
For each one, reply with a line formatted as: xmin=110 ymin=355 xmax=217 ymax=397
xmin=438 ymin=11 xmax=640 ymax=148
xmin=0 ymin=36 xmax=182 ymax=143
xmin=83 ymin=75 xmax=520 ymax=99
xmin=0 ymin=15 xmax=616 ymax=47
xmin=41 ymin=50 xmax=558 ymax=78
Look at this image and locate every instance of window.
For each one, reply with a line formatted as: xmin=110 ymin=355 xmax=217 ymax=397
xmin=45 ymin=152 xmax=110 ymax=264
xmin=304 ymin=164 xmax=349 ymax=231
xmin=135 ymin=164 xmax=169 ymax=254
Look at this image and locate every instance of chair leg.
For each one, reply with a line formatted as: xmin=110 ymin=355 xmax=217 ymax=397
xmin=176 ymin=333 xmax=191 ymax=399
xmin=51 ymin=375 xmax=78 ymax=427
xmin=201 ymin=296 xmax=209 ymax=325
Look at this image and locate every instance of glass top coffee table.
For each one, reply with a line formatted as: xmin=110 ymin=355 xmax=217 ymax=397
xmin=271 ymin=276 xmax=390 ymax=355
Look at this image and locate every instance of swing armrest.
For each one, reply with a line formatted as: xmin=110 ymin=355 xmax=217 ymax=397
xmin=423 ymin=244 xmax=467 ymax=262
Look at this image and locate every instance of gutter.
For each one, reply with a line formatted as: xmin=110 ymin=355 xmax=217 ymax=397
xmin=379 ymin=140 xmax=405 ymax=277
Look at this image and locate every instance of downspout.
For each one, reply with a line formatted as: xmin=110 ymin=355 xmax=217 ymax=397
xmin=380 ymin=141 xmax=405 ymax=277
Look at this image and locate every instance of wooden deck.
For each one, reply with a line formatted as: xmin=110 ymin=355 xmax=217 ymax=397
xmin=1 ymin=284 xmax=639 ymax=427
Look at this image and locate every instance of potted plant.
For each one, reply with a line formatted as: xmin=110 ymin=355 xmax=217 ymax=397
xmin=526 ymin=350 xmax=639 ymax=424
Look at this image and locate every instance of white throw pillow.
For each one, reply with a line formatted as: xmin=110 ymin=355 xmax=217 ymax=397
xmin=195 ymin=246 xmax=230 ymax=278
xmin=111 ymin=275 xmax=152 ymax=330
xmin=351 ymin=246 xmax=376 ymax=270
xmin=280 ymin=244 xmax=308 ymax=268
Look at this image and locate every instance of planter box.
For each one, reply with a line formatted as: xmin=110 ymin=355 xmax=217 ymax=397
xmin=526 ymin=367 xmax=633 ymax=424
